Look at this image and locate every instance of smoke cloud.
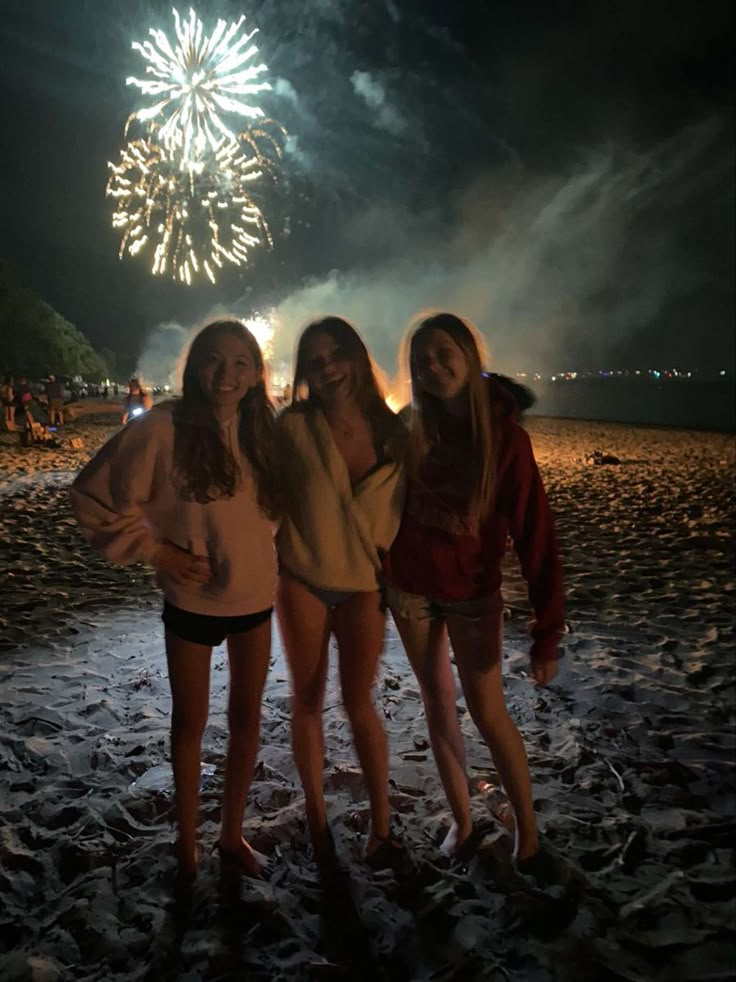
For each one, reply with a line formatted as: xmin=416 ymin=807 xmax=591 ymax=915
xmin=350 ymin=70 xmax=407 ymax=136
xmin=136 ymin=116 xmax=731 ymax=387
xmin=268 ymin=116 xmax=730 ymax=374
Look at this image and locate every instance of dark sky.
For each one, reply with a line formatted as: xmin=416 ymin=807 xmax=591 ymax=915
xmin=0 ymin=0 xmax=733 ymax=376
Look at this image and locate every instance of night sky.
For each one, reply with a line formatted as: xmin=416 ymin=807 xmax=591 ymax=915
xmin=0 ymin=0 xmax=733 ymax=378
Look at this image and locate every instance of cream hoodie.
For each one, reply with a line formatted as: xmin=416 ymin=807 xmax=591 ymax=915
xmin=70 ymin=404 xmax=277 ymax=616
xmin=275 ymin=407 xmax=405 ymax=592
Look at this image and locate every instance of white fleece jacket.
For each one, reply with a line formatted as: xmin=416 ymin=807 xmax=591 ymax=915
xmin=275 ymin=407 xmax=406 ymax=592
xmin=70 ymin=404 xmax=277 ymax=616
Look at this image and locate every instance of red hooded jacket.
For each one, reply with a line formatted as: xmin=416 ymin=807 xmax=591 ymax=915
xmin=385 ymin=378 xmax=564 ymax=662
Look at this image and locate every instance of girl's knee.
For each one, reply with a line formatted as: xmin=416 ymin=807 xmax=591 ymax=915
xmin=342 ymin=691 xmax=378 ymax=728
xmin=171 ymin=711 xmax=208 ymax=740
xmin=227 ymin=704 xmax=260 ymax=735
xmin=419 ymin=674 xmax=458 ymax=716
xmin=469 ymin=704 xmax=515 ymax=742
xmin=291 ymin=689 xmax=324 ymax=718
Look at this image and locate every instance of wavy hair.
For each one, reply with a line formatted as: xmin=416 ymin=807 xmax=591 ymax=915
xmin=290 ymin=316 xmax=398 ymax=446
xmin=171 ymin=319 xmax=279 ymax=517
xmin=401 ymin=311 xmax=497 ymax=523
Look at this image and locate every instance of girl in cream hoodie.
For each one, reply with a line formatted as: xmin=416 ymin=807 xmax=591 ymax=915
xmin=71 ymin=320 xmax=279 ymax=883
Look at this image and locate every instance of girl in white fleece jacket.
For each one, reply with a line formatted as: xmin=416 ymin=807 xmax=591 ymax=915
xmin=71 ymin=320 xmax=279 ymax=883
xmin=275 ymin=316 xmax=406 ymax=870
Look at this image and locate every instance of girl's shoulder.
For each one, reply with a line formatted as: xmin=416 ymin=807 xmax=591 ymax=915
xmin=120 ymin=402 xmax=174 ymax=442
xmin=276 ymin=402 xmax=313 ymax=431
xmin=140 ymin=401 xmax=174 ymax=427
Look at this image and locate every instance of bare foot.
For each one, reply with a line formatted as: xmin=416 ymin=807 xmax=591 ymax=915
xmin=174 ymin=840 xmax=201 ymax=880
xmin=365 ymin=830 xmax=388 ymax=858
xmin=311 ymin=826 xmax=339 ymax=871
xmin=516 ymin=834 xmax=541 ymax=863
xmin=364 ymin=827 xmax=408 ymax=871
xmin=217 ymin=837 xmax=270 ymax=877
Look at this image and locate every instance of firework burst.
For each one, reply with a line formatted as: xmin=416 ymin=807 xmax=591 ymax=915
xmin=108 ymin=8 xmax=287 ymax=284
xmin=107 ymin=122 xmax=283 ymax=285
xmin=127 ymin=6 xmax=271 ymax=165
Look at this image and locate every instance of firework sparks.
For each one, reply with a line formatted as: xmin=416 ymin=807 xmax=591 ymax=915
xmin=109 ymin=7 xmax=287 ymax=284
xmin=107 ymin=123 xmax=283 ymax=286
xmin=127 ymin=7 xmax=271 ymax=164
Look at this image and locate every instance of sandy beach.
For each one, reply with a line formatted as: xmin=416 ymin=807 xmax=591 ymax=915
xmin=0 ymin=414 xmax=733 ymax=982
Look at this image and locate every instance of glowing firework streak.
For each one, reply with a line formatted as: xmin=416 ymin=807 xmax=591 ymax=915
xmin=109 ymin=8 xmax=287 ymax=283
xmin=127 ymin=7 xmax=271 ymax=165
xmin=107 ymin=123 xmax=283 ymax=285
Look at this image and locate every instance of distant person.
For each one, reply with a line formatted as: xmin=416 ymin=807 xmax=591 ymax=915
xmin=103 ymin=384 xmax=110 ymax=400
xmin=113 ymin=382 xmax=119 ymax=397
xmin=2 ymin=376 xmax=14 ymax=428
xmin=384 ymin=312 xmax=565 ymax=885
xmin=45 ymin=374 xmax=65 ymax=427
xmin=14 ymin=376 xmax=33 ymax=425
xmin=122 ymin=378 xmax=152 ymax=425
xmin=71 ymin=320 xmax=280 ymax=884
xmin=275 ymin=316 xmax=406 ymax=870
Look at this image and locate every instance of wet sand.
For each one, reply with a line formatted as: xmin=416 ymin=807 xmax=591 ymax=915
xmin=1 ymin=415 xmax=734 ymax=981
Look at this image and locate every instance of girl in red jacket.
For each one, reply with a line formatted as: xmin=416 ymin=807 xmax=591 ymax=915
xmin=384 ymin=311 xmax=564 ymax=880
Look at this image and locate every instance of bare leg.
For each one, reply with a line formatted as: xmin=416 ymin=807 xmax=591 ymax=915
xmin=333 ymin=591 xmax=390 ymax=851
xmin=276 ymin=573 xmax=332 ymax=859
xmin=165 ymin=630 xmax=212 ymax=875
xmin=447 ymin=603 xmax=539 ymax=860
xmin=391 ymin=609 xmax=472 ymax=852
xmin=218 ymin=618 xmax=272 ymax=875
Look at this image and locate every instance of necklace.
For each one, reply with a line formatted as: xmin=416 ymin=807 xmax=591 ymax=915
xmin=333 ymin=421 xmax=355 ymax=440
xmin=327 ymin=412 xmax=361 ymax=441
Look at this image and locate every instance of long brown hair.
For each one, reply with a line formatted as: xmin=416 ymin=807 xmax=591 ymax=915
xmin=172 ymin=319 xmax=279 ymax=517
xmin=402 ymin=311 xmax=497 ymax=523
xmin=290 ymin=316 xmax=398 ymax=445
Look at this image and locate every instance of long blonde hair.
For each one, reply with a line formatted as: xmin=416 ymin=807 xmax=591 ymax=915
xmin=401 ymin=311 xmax=497 ymax=523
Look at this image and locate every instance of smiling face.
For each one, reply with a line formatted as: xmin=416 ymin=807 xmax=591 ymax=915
xmin=412 ymin=327 xmax=471 ymax=403
xmin=198 ymin=331 xmax=261 ymax=413
xmin=302 ymin=331 xmax=355 ymax=404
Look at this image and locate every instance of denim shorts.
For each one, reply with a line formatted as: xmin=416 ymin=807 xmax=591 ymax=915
xmin=385 ymin=583 xmax=502 ymax=622
xmin=162 ymin=602 xmax=272 ymax=647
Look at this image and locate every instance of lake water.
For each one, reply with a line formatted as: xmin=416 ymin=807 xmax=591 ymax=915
xmin=529 ymin=378 xmax=735 ymax=432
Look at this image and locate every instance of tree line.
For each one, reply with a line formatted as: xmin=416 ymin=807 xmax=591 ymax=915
xmin=0 ymin=261 xmax=111 ymax=380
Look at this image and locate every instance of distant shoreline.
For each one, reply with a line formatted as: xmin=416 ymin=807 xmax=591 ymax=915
xmin=49 ymin=381 xmax=736 ymax=434
xmin=529 ymin=377 xmax=735 ymax=433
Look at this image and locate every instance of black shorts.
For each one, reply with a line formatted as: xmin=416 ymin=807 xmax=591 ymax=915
xmin=162 ymin=602 xmax=272 ymax=647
